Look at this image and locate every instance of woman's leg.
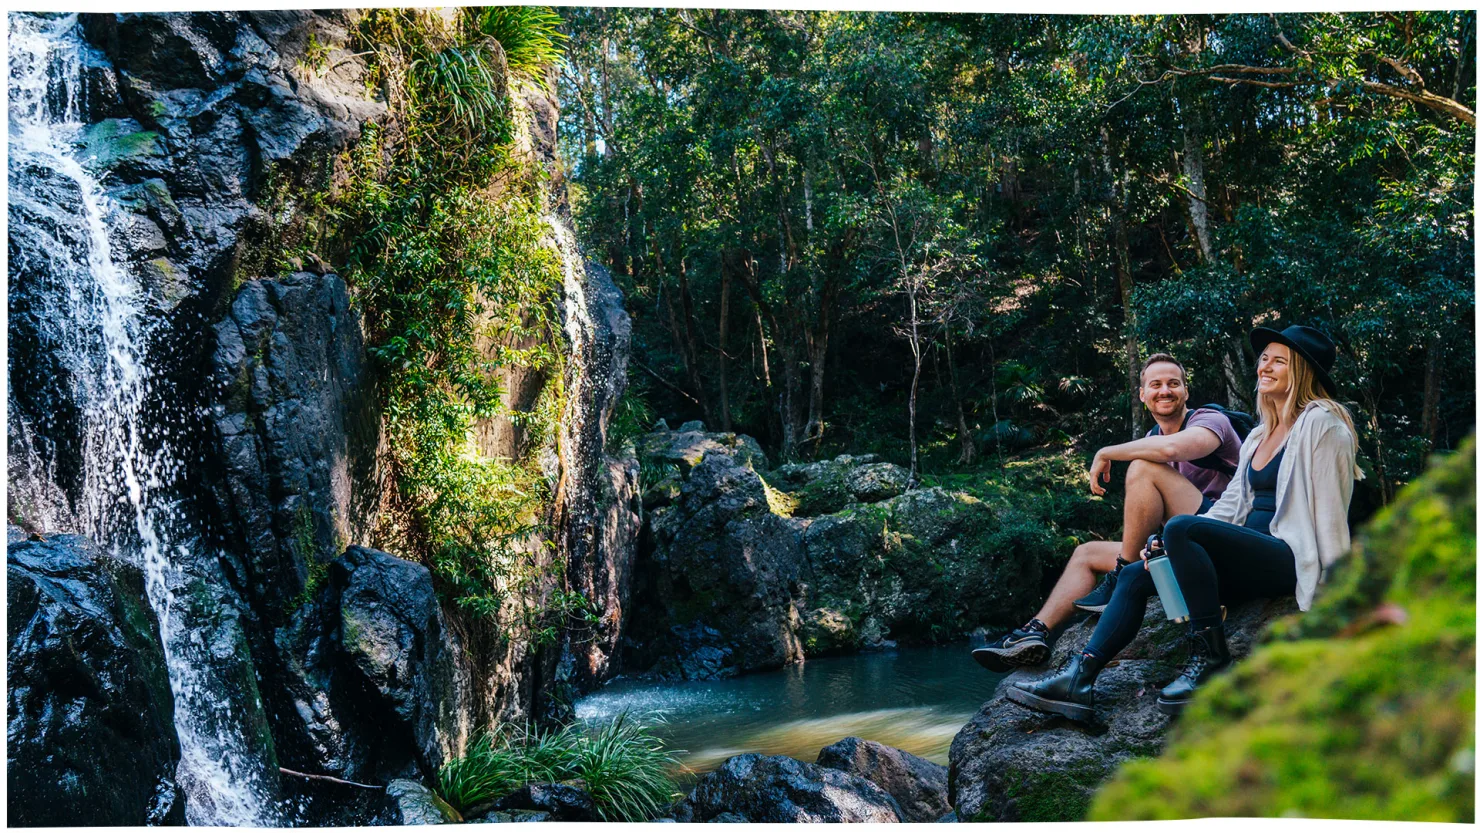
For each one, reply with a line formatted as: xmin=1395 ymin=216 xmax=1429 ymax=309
xmin=1156 ymin=514 xmax=1295 ymax=713
xmin=1007 ymin=561 xmax=1157 ymax=722
xmin=1160 ymin=514 xmax=1296 ymax=623
xmin=1082 ymin=560 xmax=1158 ymax=661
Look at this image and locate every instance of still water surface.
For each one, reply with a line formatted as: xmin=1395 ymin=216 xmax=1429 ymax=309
xmin=575 ymin=644 xmax=1006 ymax=774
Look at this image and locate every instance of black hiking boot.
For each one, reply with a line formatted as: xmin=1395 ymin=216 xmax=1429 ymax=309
xmin=971 ymin=619 xmax=1050 ymax=673
xmin=1004 ymin=650 xmax=1108 ymax=723
xmin=1073 ymin=559 xmax=1129 ymax=614
xmin=1156 ymin=622 xmax=1232 ymax=715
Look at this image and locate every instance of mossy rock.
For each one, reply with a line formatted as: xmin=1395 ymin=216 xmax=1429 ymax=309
xmin=1090 ymin=437 xmax=1476 ymax=822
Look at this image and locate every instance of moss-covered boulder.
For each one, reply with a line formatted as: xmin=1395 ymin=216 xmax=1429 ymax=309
xmin=626 ymin=435 xmax=1059 ymax=678
xmin=1089 ymin=438 xmax=1475 ymax=822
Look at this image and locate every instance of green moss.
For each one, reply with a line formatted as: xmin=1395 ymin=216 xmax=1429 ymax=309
xmin=1004 ymin=760 xmax=1106 ymax=821
xmin=81 ymin=119 xmax=162 ymax=168
xmin=1091 ymin=437 xmax=1476 ymax=822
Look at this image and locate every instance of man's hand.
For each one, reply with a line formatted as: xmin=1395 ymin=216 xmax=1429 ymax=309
xmin=1088 ymin=452 xmax=1112 ymax=496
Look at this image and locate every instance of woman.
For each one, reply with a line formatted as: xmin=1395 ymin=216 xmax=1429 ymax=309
xmin=1007 ymin=324 xmax=1361 ymax=721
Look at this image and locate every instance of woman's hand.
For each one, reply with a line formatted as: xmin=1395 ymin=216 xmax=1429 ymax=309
xmin=1088 ymin=452 xmax=1112 ymax=496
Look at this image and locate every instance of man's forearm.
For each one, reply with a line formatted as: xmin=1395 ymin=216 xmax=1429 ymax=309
xmin=1097 ymin=428 xmax=1219 ymax=465
xmin=1096 ymin=436 xmax=1179 ymax=464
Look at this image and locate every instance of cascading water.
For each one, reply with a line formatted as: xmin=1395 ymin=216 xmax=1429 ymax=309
xmin=9 ymin=13 xmax=277 ymax=825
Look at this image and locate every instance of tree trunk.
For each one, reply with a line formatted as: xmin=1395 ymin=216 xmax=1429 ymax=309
xmin=1178 ymin=97 xmax=1216 ymax=265
xmin=945 ymin=326 xmax=975 ymax=465
xmin=718 ymin=261 xmax=733 ymax=432
xmin=1103 ymin=127 xmax=1142 ymax=437
xmin=907 ymin=285 xmax=922 ymax=481
xmin=1422 ymin=333 xmax=1443 ymax=447
xmin=802 ymin=281 xmax=833 ymax=452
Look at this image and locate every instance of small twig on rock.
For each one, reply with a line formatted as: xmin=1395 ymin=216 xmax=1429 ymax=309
xmin=278 ymin=767 xmax=382 ymax=790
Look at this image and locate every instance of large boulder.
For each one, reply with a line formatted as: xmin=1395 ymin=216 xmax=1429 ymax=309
xmin=279 ymin=546 xmax=471 ymax=783
xmin=629 ymin=452 xmax=808 ymax=678
xmin=626 ymin=433 xmax=1056 ymax=679
xmin=817 ymin=737 xmax=951 ymax=822
xmin=948 ymin=595 xmax=1299 ymax=822
xmin=386 ymin=780 xmax=462 ymax=825
xmin=7 ymin=534 xmax=184 ymax=826
xmin=493 ymin=782 xmax=597 ymax=821
xmin=770 ymin=454 xmax=906 ymax=515
xmin=674 ymin=754 xmax=903 ymax=823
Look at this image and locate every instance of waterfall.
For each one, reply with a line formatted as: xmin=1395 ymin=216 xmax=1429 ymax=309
xmin=8 ymin=14 xmax=277 ymax=826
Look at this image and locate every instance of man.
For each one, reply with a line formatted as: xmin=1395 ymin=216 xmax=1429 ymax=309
xmin=973 ymin=353 xmax=1243 ymax=672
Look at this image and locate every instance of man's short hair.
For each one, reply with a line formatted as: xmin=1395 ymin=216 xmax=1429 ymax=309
xmin=1140 ymin=353 xmax=1187 ymax=385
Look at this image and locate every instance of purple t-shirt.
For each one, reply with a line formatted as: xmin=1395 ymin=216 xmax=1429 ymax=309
xmin=1144 ymin=409 xmax=1242 ymax=500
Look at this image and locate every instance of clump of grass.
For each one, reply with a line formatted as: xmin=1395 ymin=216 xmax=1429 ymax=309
xmin=464 ymin=6 xmax=567 ymax=87
xmin=438 ymin=716 xmax=681 ymax=822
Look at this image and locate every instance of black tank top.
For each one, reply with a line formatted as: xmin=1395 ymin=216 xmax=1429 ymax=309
xmin=1244 ymin=445 xmax=1285 ymax=535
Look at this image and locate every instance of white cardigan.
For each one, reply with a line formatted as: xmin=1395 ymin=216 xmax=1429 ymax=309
xmin=1202 ymin=401 xmax=1361 ymax=610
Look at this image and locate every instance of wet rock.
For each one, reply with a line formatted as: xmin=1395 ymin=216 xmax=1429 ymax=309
xmin=556 ymin=254 xmax=641 ymax=694
xmin=674 ymin=754 xmax=902 ymax=823
xmin=7 ymin=534 xmax=183 ymax=826
xmin=210 ymin=271 xmax=378 ymax=621
xmin=386 ymin=780 xmax=462 ymax=825
xmin=637 ymin=427 xmax=769 ymax=475
xmin=947 ymin=596 xmax=1300 ymax=821
xmin=280 ymin=546 xmax=471 ymax=783
xmin=816 ymin=737 xmax=951 ymax=822
xmin=709 ymin=811 xmax=749 ymax=822
xmin=678 ymin=419 xmax=706 ymax=432
xmin=493 ymin=783 xmax=596 ymax=821
xmin=628 ymin=451 xmax=807 ymax=679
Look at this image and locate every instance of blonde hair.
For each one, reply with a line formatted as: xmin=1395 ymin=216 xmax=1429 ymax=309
xmin=1256 ymin=348 xmax=1361 ymax=459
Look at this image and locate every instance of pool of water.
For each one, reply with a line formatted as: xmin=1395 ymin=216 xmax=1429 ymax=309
xmin=574 ymin=645 xmax=1005 ymax=774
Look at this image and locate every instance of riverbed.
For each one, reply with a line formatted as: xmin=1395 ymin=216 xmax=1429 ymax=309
xmin=575 ymin=644 xmax=1005 ymax=775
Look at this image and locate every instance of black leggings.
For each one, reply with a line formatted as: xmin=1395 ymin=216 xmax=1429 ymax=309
xmin=1084 ymin=514 xmax=1296 ymax=661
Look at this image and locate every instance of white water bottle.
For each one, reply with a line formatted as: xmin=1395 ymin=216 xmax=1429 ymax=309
xmin=1144 ymin=534 xmax=1191 ymax=623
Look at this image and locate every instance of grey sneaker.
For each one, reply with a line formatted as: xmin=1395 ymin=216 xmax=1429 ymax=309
xmin=971 ymin=620 xmax=1050 ymax=673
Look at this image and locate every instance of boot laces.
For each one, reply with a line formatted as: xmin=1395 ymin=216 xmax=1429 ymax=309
xmin=1176 ymin=630 xmax=1215 ymax=678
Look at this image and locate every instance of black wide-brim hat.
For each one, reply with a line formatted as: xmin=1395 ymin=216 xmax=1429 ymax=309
xmin=1250 ymin=324 xmax=1339 ymax=397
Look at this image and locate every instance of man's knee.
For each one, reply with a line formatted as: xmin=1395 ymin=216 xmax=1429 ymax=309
xmin=1069 ymin=541 xmax=1118 ymax=572
xmin=1126 ymin=458 xmax=1162 ymax=484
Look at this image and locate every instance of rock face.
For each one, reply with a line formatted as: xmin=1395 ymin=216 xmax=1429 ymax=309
xmin=626 ymin=429 xmax=1051 ymax=679
xmin=947 ymin=595 xmax=1300 ymax=822
xmin=7 ymin=534 xmax=183 ymax=826
xmin=279 ymin=546 xmax=471 ymax=783
xmin=210 ymin=270 xmax=379 ymax=621
xmin=817 ymin=737 xmax=951 ymax=822
xmin=674 ymin=754 xmax=903 ymax=823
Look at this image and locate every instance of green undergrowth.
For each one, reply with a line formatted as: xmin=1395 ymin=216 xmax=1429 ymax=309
xmin=437 ymin=716 xmax=681 ymax=822
xmin=1091 ymin=436 xmax=1475 ymax=822
xmin=920 ymin=442 xmax=1123 ymax=573
xmin=314 ymin=8 xmax=572 ymax=627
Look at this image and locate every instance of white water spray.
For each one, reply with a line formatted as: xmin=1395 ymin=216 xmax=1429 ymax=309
xmin=9 ymin=14 xmax=275 ymax=825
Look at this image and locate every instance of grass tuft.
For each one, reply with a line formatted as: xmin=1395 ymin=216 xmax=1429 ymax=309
xmin=438 ymin=716 xmax=681 ymax=822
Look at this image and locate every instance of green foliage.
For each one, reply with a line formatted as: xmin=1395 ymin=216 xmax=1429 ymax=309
xmin=1090 ymin=437 xmax=1475 ymax=821
xmin=437 ymin=716 xmax=681 ymax=822
xmin=561 ymin=10 xmax=1472 ymax=492
xmin=466 ymin=6 xmax=567 ymax=87
xmin=319 ymin=8 xmax=570 ymax=625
